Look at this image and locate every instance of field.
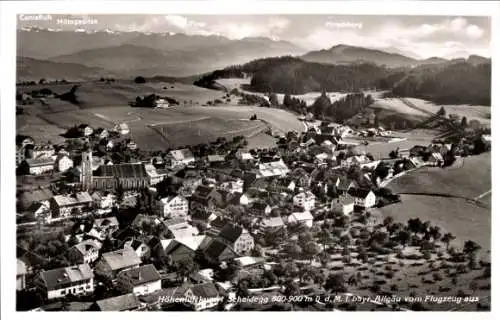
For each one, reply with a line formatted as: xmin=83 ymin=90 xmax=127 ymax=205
xmin=17 ymin=114 xmax=66 ymax=145
xmin=216 ymin=78 xmax=349 ymax=106
xmin=404 ymin=98 xmax=491 ymax=125
xmin=355 ymin=129 xmax=438 ymax=159
xmin=370 ymin=98 xmax=429 ymax=118
xmin=377 ymin=152 xmax=491 ymax=251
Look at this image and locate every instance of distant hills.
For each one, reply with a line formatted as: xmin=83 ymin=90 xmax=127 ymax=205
xmin=301 ymin=44 xmax=490 ymax=68
xmin=17 ymin=28 xmax=305 ymax=78
xmin=17 ymin=57 xmax=106 ymax=82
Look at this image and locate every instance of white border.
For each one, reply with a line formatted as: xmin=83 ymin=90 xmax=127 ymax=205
xmin=1 ymin=1 xmax=498 ymax=320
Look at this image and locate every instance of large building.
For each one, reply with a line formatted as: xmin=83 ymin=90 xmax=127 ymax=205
xmin=80 ymin=149 xmax=93 ymax=190
xmin=37 ymin=264 xmax=94 ymax=300
xmin=92 ymin=163 xmax=150 ymax=190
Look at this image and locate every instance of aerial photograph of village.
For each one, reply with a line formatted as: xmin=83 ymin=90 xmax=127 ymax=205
xmin=14 ymin=12 xmax=491 ymax=312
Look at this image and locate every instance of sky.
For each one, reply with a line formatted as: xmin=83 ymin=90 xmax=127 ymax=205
xmin=17 ymin=14 xmax=492 ymax=59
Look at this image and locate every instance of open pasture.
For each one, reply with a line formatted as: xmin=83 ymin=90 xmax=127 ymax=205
xmin=17 ymin=114 xmax=66 ymax=145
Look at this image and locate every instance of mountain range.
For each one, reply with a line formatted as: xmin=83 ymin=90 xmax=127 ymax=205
xmin=16 ymin=28 xmax=491 ymax=80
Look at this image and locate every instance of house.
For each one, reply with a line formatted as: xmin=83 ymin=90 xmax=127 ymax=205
xmin=23 ymin=157 xmax=55 ymax=175
xmin=91 ymin=192 xmax=116 ymax=211
xmin=276 ymin=177 xmax=296 ymax=192
xmin=126 ymin=140 xmax=138 ymax=150
xmin=117 ymin=264 xmax=162 ymax=296
xmin=91 ymin=216 xmax=120 ymax=239
xmin=114 ymin=123 xmax=130 ymax=135
xmin=168 ymin=225 xmax=200 ymax=239
xmin=315 ymin=152 xmax=336 ymax=165
xmin=27 ymin=202 xmax=51 ymax=223
xmin=16 ymin=145 xmax=25 ymax=166
xmin=29 ymin=145 xmax=55 ymax=159
xmin=202 ymin=238 xmax=239 ymax=264
xmin=288 ymin=211 xmax=314 ymax=228
xmin=166 ymin=149 xmax=195 ymax=168
xmin=250 ymin=202 xmax=272 ymax=216
xmin=123 ymin=239 xmax=151 ymax=260
xmin=235 ymin=149 xmax=254 ymax=161
xmin=348 ymin=189 xmax=377 ymax=209
xmin=190 ymin=210 xmax=218 ymax=226
xmin=481 ymin=134 xmax=491 ymax=148
xmin=157 ymin=195 xmax=189 ymax=219
xmin=94 ymin=248 xmax=141 ymax=278
xmin=163 ymin=241 xmax=197 ymax=263
xmin=55 ymin=154 xmax=73 ymax=172
xmin=190 ymin=185 xmax=223 ymax=211
xmin=50 ymin=192 xmax=93 ymax=220
xmin=217 ymin=224 xmax=255 ymax=255
xmin=331 ymin=195 xmax=355 ymax=215
xmin=78 ymin=124 xmax=94 ymax=137
xmin=93 ymin=128 xmax=109 ymax=140
xmin=37 ymin=264 xmax=94 ymax=300
xmin=341 ymin=155 xmax=370 ymax=167
xmin=207 ymin=154 xmax=226 ymax=165
xmin=207 ymin=216 xmax=232 ymax=234
xmin=293 ymin=191 xmax=316 ymax=212
xmin=428 ymin=152 xmax=444 ymax=166
xmin=93 ymin=293 xmax=141 ymax=311
xmin=68 ymin=239 xmax=102 ymax=265
xmin=131 ymin=214 xmax=164 ymax=234
xmin=145 ymin=163 xmax=167 ymax=185
xmin=219 ymin=179 xmax=244 ymax=194
xmin=183 ymin=282 xmax=224 ymax=311
xmin=261 ymin=216 xmax=286 ymax=230
xmin=16 ymin=135 xmax=34 ymax=149
xmin=17 ymin=259 xmax=27 ymax=291
xmin=256 ymin=159 xmax=290 ymax=178
xmin=337 ymin=178 xmax=357 ymax=195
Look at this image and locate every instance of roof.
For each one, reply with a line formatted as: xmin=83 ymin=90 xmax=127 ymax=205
xmin=170 ymin=226 xmax=199 ymax=239
xmin=262 ymin=217 xmax=285 ymax=228
xmin=338 ymin=178 xmax=355 ymax=191
xmin=25 ymin=157 xmax=55 ymax=167
xmin=124 ymin=239 xmax=146 ymax=251
xmin=188 ymin=282 xmax=221 ymax=299
xmin=100 ymin=248 xmax=141 ymax=271
xmin=94 ymin=163 xmax=148 ymax=179
xmin=73 ymin=239 xmax=102 ymax=254
xmin=252 ymin=202 xmax=270 ymax=211
xmin=431 ymin=152 xmax=444 ymax=161
xmin=176 ymin=235 xmax=207 ymax=251
xmin=164 ymin=218 xmax=189 ymax=228
xmin=169 ymin=149 xmax=194 ymax=161
xmin=40 ymin=264 xmax=94 ymax=290
xmin=52 ymin=192 xmax=92 ymax=207
xmin=17 ymin=259 xmax=27 ymax=275
xmin=159 ymin=195 xmax=187 ymax=205
xmin=218 ymin=224 xmax=246 ymax=243
xmin=117 ymin=264 xmax=161 ymax=286
xmin=332 ymin=195 xmax=355 ymax=205
xmin=207 ymin=154 xmax=226 ymax=162
xmin=291 ymin=211 xmax=314 ymax=221
xmin=18 ymin=189 xmax=54 ymax=210
xmin=348 ymin=188 xmax=374 ymax=199
xmin=203 ymin=238 xmax=237 ymax=261
xmin=234 ymin=256 xmax=265 ymax=267
xmin=96 ymin=293 xmax=140 ymax=311
xmin=193 ymin=185 xmax=215 ymax=198
xmin=94 ymin=217 xmax=119 ymax=228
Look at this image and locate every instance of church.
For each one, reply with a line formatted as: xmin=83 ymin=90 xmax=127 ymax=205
xmin=80 ymin=149 xmax=150 ymax=191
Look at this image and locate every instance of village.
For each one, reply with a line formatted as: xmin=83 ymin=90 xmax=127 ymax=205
xmin=15 ymin=115 xmax=491 ymax=312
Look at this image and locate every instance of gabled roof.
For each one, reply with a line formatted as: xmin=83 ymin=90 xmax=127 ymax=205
xmin=188 ymin=282 xmax=221 ymax=299
xmin=176 ymin=235 xmax=207 ymax=251
xmin=94 ymin=216 xmax=119 ymax=229
xmin=218 ymin=224 xmax=246 ymax=243
xmin=117 ymin=264 xmax=161 ymax=285
xmin=25 ymin=157 xmax=55 ymax=167
xmin=338 ymin=178 xmax=355 ymax=191
xmin=332 ymin=195 xmax=355 ymax=205
xmin=192 ymin=185 xmax=215 ymax=198
xmin=73 ymin=239 xmax=102 ymax=255
xmin=96 ymin=293 xmax=140 ymax=311
xmin=348 ymin=188 xmax=374 ymax=199
xmin=207 ymin=154 xmax=226 ymax=162
xmin=261 ymin=217 xmax=285 ymax=228
xmin=40 ymin=264 xmax=94 ymax=290
xmin=124 ymin=239 xmax=147 ymax=251
xmin=52 ymin=192 xmax=92 ymax=207
xmin=99 ymin=248 xmax=141 ymax=271
xmin=94 ymin=163 xmax=148 ymax=179
xmin=169 ymin=149 xmax=195 ymax=161
xmin=203 ymin=238 xmax=237 ymax=262
xmin=290 ymin=211 xmax=313 ymax=221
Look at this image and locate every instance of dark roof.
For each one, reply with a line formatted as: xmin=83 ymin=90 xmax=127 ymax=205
xmin=40 ymin=264 xmax=93 ymax=290
xmin=147 ymin=236 xmax=162 ymax=250
xmin=193 ymin=185 xmax=215 ymax=198
xmin=209 ymin=217 xmax=231 ymax=230
xmin=189 ymin=282 xmax=221 ymax=299
xmin=117 ymin=264 xmax=161 ymax=285
xmin=94 ymin=163 xmax=148 ymax=179
xmin=218 ymin=224 xmax=244 ymax=243
xmin=252 ymin=202 xmax=270 ymax=212
xmin=338 ymin=178 xmax=355 ymax=191
xmin=96 ymin=293 xmax=140 ymax=311
xmin=126 ymin=239 xmax=145 ymax=250
xmin=348 ymin=188 xmax=373 ymax=199
xmin=203 ymin=238 xmax=237 ymax=262
xmin=191 ymin=210 xmax=213 ymax=221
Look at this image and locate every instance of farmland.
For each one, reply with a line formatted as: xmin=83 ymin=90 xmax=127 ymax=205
xmin=377 ymin=152 xmax=491 ymax=251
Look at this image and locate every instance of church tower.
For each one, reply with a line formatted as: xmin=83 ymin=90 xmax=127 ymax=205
xmin=80 ymin=147 xmax=93 ymax=191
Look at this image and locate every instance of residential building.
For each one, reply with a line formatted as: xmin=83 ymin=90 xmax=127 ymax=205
xmin=348 ymin=189 xmax=377 ymax=209
xmin=217 ymin=224 xmax=255 ymax=255
xmin=28 ymin=201 xmax=51 ymax=223
xmin=91 ymin=192 xmax=116 ymax=211
xmin=288 ymin=211 xmax=314 ymax=228
xmin=190 ymin=185 xmax=223 ymax=211
xmin=91 ymin=216 xmax=120 ymax=240
xmin=68 ymin=239 xmax=102 ymax=264
xmin=78 ymin=125 xmax=94 ymax=137
xmin=16 ymin=145 xmax=25 ymax=167
xmin=93 ymin=293 xmax=141 ymax=311
xmin=219 ymin=179 xmax=244 ymax=194
xmin=235 ymin=150 xmax=254 ymax=161
xmin=23 ymin=157 xmax=55 ymax=175
xmin=56 ymin=154 xmax=73 ymax=172
xmin=17 ymin=259 xmax=27 ymax=291
xmin=331 ymin=195 xmax=355 ymax=215
xmin=94 ymin=248 xmax=141 ymax=278
xmin=166 ymin=149 xmax=195 ymax=168
xmin=93 ymin=128 xmax=109 ymax=140
xmin=168 ymin=225 xmax=200 ymax=239
xmin=261 ymin=216 xmax=286 ymax=230
xmin=202 ymin=238 xmax=238 ymax=264
xmin=337 ymin=178 xmax=357 ymax=195
xmin=293 ymin=191 xmax=316 ymax=211
xmin=256 ymin=159 xmax=290 ymax=178
xmin=207 ymin=154 xmax=226 ymax=165
xmin=428 ymin=152 xmax=444 ymax=166
xmin=31 ymin=145 xmax=55 ymax=159
xmin=250 ymin=202 xmax=272 ymax=216
xmin=114 ymin=123 xmax=130 ymax=135
xmin=145 ymin=163 xmax=167 ymax=185
xmin=157 ymin=195 xmax=189 ymax=219
xmin=37 ymin=264 xmax=94 ymax=300
xmin=183 ymin=282 xmax=224 ymax=311
xmin=116 ymin=264 xmax=162 ymax=296
xmin=50 ymin=192 xmax=93 ymax=220
xmin=123 ymin=239 xmax=151 ymax=260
